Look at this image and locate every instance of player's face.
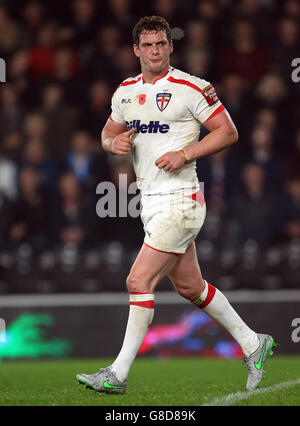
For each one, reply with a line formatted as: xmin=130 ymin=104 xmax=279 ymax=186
xmin=133 ymin=30 xmax=173 ymax=75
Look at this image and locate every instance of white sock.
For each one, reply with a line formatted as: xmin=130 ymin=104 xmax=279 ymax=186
xmin=111 ymin=292 xmax=154 ymax=382
xmin=193 ymin=281 xmax=259 ymax=357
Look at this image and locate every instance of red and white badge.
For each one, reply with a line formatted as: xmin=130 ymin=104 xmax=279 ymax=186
xmin=202 ymin=85 xmax=219 ymax=105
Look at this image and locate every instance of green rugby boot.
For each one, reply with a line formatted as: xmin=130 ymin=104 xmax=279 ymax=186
xmin=76 ymin=366 xmax=127 ymax=394
xmin=243 ymin=333 xmax=277 ymax=391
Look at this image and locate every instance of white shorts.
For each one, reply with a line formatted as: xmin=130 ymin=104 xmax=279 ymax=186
xmin=141 ymin=188 xmax=206 ymax=254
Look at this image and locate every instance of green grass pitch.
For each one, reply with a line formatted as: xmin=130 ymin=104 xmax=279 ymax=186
xmin=0 ymin=356 xmax=299 ymax=406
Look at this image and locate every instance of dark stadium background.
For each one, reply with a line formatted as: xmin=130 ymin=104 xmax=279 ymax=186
xmin=0 ymin=0 xmax=299 ymax=359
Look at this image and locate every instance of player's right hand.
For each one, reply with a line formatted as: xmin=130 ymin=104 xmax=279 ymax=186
xmin=110 ymin=128 xmax=136 ymax=155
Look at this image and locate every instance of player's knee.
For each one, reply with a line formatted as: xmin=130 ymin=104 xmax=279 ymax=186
xmin=126 ymin=275 xmax=137 ymax=293
xmin=126 ymin=274 xmax=152 ymax=293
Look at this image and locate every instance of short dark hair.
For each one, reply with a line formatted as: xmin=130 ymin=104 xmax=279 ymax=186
xmin=132 ymin=16 xmax=172 ymax=46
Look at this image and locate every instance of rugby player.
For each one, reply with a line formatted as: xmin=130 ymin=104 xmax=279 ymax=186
xmin=77 ymin=16 xmax=276 ymax=394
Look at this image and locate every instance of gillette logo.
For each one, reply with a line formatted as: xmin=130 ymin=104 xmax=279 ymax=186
xmin=126 ymin=120 xmax=170 ymax=134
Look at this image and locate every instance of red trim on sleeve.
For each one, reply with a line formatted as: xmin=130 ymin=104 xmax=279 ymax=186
xmin=167 ymin=76 xmax=202 ymax=93
xmin=205 ymin=104 xmax=225 ymax=122
xmin=109 ymin=115 xmax=114 ymax=121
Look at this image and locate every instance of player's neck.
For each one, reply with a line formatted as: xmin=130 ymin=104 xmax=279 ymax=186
xmin=141 ymin=66 xmax=170 ymax=84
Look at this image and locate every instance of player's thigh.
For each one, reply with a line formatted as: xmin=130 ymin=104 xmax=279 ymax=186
xmin=168 ymin=242 xmax=205 ymax=298
xmin=127 ymin=243 xmax=178 ymax=293
xmin=142 ymin=192 xmax=205 ymax=256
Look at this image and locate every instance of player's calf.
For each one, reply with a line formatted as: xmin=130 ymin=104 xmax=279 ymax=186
xmin=170 ymin=276 xmax=206 ymax=303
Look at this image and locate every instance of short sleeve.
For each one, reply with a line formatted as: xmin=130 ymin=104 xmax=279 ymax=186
xmin=110 ymin=90 xmax=125 ymax=124
xmin=188 ymin=79 xmax=224 ymax=124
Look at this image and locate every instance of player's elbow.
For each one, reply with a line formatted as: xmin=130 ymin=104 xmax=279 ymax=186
xmin=226 ymin=126 xmax=238 ymax=146
xmin=100 ymin=129 xmax=105 ymax=148
xmin=101 ymin=129 xmax=110 ymax=152
xmin=231 ymin=127 xmax=239 ymax=144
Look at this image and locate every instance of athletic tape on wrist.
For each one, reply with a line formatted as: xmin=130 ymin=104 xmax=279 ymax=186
xmin=182 ymin=148 xmax=190 ymax=161
xmin=109 ymin=138 xmax=115 ymax=154
xmin=176 ymin=149 xmax=189 ymax=162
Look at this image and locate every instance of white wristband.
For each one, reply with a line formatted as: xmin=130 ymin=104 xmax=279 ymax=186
xmin=109 ymin=138 xmax=116 ymax=154
xmin=182 ymin=148 xmax=190 ymax=161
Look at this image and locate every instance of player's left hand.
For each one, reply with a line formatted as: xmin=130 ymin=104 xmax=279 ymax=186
xmin=155 ymin=151 xmax=186 ymax=172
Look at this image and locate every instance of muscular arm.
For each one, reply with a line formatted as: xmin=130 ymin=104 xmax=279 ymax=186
xmin=101 ymin=118 xmax=129 ymax=154
xmin=155 ymin=108 xmax=238 ymax=172
xmin=184 ymin=109 xmax=238 ymax=161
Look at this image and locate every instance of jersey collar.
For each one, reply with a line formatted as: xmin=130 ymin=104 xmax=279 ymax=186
xmin=141 ymin=68 xmax=171 ymax=85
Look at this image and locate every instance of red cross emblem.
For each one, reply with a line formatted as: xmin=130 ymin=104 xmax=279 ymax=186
xmin=156 ymin=93 xmax=172 ymax=112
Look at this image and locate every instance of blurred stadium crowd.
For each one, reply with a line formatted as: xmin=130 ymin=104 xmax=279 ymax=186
xmin=0 ymin=0 xmax=299 ymax=293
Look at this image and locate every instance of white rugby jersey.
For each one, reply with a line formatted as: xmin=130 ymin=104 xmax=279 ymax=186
xmin=110 ymin=67 xmax=224 ymax=194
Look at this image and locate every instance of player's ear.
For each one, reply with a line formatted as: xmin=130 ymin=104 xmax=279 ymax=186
xmin=169 ymin=40 xmax=174 ymax=54
xmin=133 ymin=44 xmax=140 ymax=58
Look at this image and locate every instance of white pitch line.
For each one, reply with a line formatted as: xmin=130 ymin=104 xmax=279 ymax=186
xmin=202 ymin=379 xmax=300 ymax=406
